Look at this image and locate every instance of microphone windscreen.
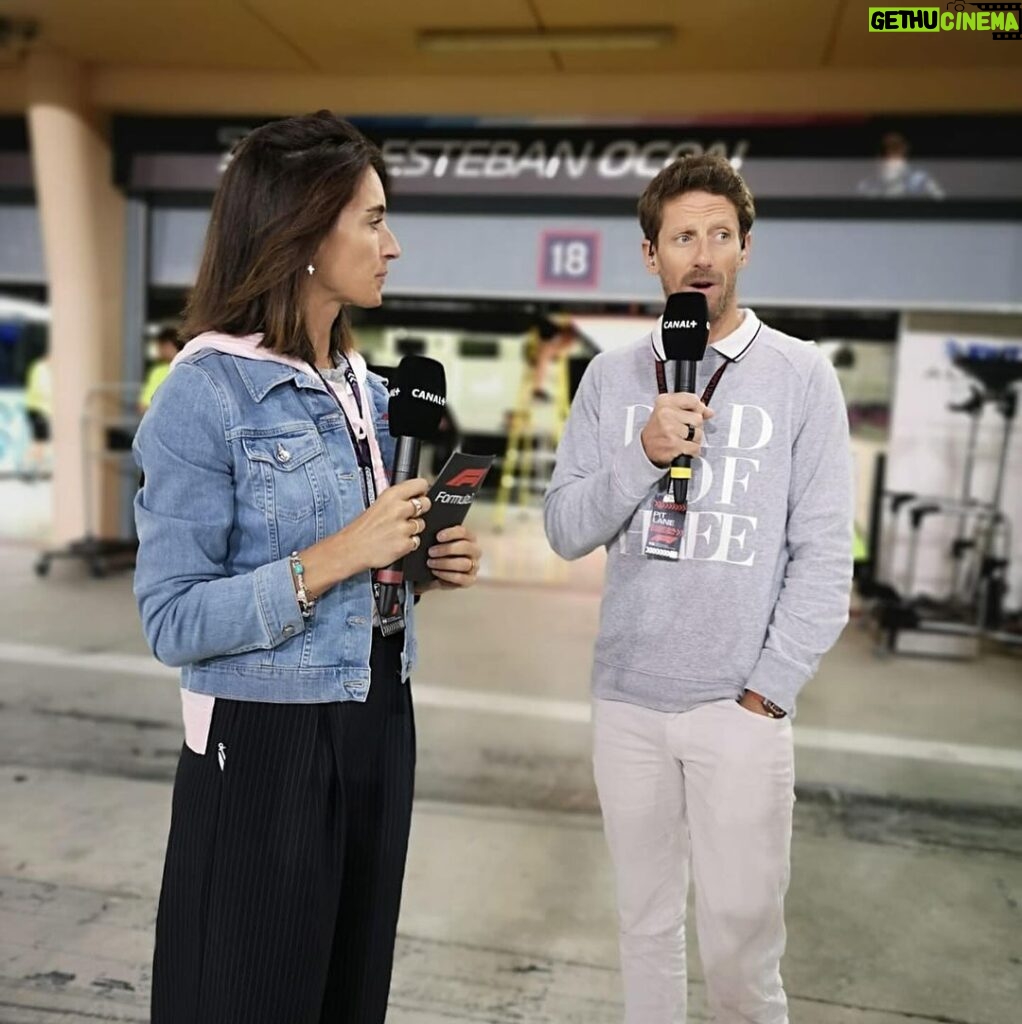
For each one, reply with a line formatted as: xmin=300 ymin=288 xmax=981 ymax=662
xmin=661 ymin=291 xmax=710 ymax=363
xmin=388 ymin=355 xmax=447 ymax=439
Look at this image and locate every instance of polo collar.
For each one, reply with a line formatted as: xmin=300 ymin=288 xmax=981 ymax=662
xmin=651 ymin=308 xmax=761 ymax=364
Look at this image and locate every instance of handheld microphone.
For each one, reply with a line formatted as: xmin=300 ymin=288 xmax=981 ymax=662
xmin=376 ymin=355 xmax=447 ymax=618
xmin=659 ymin=291 xmax=710 ymax=505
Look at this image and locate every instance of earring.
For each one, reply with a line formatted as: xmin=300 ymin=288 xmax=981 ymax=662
xmin=306 ymin=264 xmax=315 ymax=276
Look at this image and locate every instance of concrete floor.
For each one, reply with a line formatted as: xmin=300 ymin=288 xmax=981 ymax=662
xmin=1 ymin=511 xmax=1021 ymax=1023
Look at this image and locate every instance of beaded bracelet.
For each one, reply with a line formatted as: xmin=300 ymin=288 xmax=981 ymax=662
xmin=288 ymin=551 xmax=316 ymax=619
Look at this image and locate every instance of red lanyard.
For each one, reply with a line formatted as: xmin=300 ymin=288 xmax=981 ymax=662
xmin=654 ymin=357 xmax=729 ymax=405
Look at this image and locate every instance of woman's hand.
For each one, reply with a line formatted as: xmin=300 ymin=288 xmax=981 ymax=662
xmin=300 ymin=478 xmax=431 ymax=597
xmin=422 ymin=525 xmax=482 ymax=590
xmin=344 ymin=478 xmax=433 ymax=571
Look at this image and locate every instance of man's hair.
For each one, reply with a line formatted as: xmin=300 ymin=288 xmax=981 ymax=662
xmin=156 ymin=325 xmax=181 ymax=348
xmin=183 ymin=110 xmax=388 ymax=366
xmin=881 ymin=132 xmax=910 ymax=158
xmin=638 ymin=154 xmax=755 ymax=248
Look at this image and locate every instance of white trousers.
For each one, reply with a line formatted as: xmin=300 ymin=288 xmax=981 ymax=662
xmin=593 ymin=696 xmax=795 ymax=1024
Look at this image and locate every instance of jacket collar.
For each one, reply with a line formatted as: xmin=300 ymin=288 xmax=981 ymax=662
xmin=173 ymin=331 xmax=334 ymax=404
xmin=233 ymin=358 xmax=327 ymax=404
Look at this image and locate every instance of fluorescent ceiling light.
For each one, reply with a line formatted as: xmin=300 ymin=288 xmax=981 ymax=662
xmin=419 ymin=27 xmax=675 ymax=53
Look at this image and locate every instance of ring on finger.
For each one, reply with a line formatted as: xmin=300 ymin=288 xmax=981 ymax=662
xmin=410 ymin=534 xmax=421 ymax=550
xmin=410 ymin=497 xmax=424 ymax=516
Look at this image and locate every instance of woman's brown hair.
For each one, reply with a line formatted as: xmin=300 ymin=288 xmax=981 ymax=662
xmin=183 ymin=110 xmax=388 ymax=365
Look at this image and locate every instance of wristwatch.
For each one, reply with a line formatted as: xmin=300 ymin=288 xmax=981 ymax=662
xmin=739 ymin=690 xmax=787 ymax=719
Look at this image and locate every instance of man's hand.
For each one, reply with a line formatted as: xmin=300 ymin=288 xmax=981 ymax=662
xmin=737 ymin=690 xmax=783 ymax=718
xmin=640 ymin=393 xmax=714 ymax=468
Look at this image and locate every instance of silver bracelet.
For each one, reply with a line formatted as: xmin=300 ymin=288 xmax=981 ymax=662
xmin=288 ymin=551 xmax=316 ymax=620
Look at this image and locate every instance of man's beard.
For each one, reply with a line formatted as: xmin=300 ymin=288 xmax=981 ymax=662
xmin=708 ymin=273 xmax=736 ymax=323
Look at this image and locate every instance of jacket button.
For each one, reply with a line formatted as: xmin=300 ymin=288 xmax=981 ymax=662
xmin=276 ymin=443 xmax=292 ymax=464
xmin=282 ymin=624 xmax=295 ymax=638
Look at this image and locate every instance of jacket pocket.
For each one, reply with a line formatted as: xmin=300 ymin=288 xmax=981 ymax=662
xmin=242 ymin=431 xmax=327 ymax=523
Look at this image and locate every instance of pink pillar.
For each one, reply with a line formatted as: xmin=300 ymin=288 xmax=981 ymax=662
xmin=26 ymin=53 xmax=125 ymax=543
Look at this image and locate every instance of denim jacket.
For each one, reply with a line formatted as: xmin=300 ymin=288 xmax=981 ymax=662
xmin=132 ymin=347 xmax=416 ymax=703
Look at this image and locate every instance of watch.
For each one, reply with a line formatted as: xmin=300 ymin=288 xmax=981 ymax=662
xmin=760 ymin=697 xmax=787 ymax=719
xmin=739 ymin=690 xmax=787 ymax=719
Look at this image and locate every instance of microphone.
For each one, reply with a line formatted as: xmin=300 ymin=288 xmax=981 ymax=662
xmin=376 ymin=355 xmax=447 ymax=618
xmin=659 ymin=291 xmax=710 ymax=505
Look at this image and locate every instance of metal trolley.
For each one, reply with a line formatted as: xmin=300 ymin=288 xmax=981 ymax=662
xmin=859 ymin=356 xmax=1022 ymax=658
xmin=35 ymin=383 xmax=141 ymax=578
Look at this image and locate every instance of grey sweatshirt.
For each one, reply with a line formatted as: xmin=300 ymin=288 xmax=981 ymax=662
xmin=544 ymin=310 xmax=853 ymax=715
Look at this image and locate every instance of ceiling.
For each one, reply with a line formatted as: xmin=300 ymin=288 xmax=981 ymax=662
xmin=1 ymin=0 xmax=1019 ymax=76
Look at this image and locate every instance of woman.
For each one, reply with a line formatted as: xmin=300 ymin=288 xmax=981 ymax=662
xmin=133 ymin=111 xmax=482 ymax=1024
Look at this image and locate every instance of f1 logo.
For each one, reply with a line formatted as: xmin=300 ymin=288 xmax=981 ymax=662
xmin=446 ymin=468 xmax=487 ymax=488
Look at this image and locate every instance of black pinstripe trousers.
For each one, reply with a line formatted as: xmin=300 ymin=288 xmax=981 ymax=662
xmin=151 ymin=632 xmax=415 ymax=1024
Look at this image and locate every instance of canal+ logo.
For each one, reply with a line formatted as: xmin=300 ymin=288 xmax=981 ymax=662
xmin=869 ymin=3 xmax=1020 ymax=37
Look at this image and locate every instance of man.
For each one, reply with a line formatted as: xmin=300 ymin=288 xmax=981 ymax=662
xmin=544 ymin=155 xmax=853 ymax=1024
xmin=857 ymin=131 xmax=944 ymax=200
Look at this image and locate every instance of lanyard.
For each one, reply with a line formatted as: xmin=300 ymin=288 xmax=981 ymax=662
xmin=316 ymin=362 xmax=378 ymax=511
xmin=652 ymin=317 xmax=761 ymax=402
xmin=652 ymin=353 xmax=730 ymax=501
xmin=314 ymin=361 xmax=404 ymax=631
xmin=654 ymin=356 xmax=729 ymax=405
xmin=644 ymin=344 xmax=738 ymax=561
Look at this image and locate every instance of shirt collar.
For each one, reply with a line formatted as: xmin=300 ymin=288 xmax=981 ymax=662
xmin=651 ymin=308 xmax=761 ymax=364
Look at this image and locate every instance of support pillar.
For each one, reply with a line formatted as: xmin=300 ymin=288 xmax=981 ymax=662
xmin=26 ymin=52 xmax=126 ymax=544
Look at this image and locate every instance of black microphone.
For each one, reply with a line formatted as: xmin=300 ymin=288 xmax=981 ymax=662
xmin=376 ymin=355 xmax=447 ymax=618
xmin=659 ymin=291 xmax=710 ymax=505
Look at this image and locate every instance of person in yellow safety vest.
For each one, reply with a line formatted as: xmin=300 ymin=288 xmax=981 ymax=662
xmin=853 ymin=524 xmax=868 ymax=563
xmin=529 ymin=318 xmax=577 ymax=403
xmin=23 ymin=352 xmax=52 ymax=480
xmin=138 ymin=327 xmax=181 ymax=414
